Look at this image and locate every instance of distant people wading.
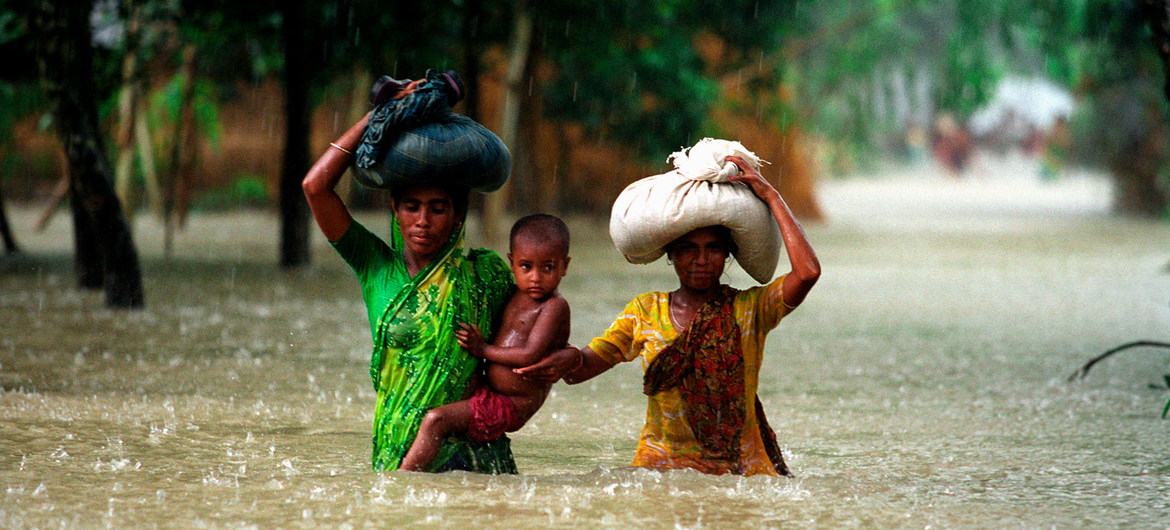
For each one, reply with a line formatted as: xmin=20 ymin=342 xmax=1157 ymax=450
xmin=303 ymin=70 xmax=518 ymax=472
xmin=520 ymin=139 xmax=820 ymax=476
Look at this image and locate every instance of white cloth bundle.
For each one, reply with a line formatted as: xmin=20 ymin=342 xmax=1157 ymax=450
xmin=609 ymin=138 xmax=782 ymax=284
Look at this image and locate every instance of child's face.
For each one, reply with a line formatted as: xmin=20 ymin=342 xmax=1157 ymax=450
xmin=508 ymin=237 xmax=570 ymax=301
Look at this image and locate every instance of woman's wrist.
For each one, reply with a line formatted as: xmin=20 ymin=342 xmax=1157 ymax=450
xmin=570 ymin=348 xmax=584 ymax=373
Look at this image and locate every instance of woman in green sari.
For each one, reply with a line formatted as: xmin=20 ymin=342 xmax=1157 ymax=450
xmin=303 ymin=111 xmax=516 ymax=472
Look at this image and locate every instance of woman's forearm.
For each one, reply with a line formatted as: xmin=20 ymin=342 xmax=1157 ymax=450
xmin=303 ymin=115 xmax=368 ymax=241
xmin=512 ymin=346 xmax=611 ymax=384
xmin=563 ymin=347 xmax=611 ymax=385
xmin=724 ymin=155 xmax=820 ymax=292
xmin=758 ymin=189 xmax=820 ymax=310
xmin=764 ymin=192 xmax=820 ymax=284
xmin=304 ymin=116 xmax=367 ymax=195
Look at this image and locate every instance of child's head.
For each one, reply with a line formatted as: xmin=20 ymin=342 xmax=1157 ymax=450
xmin=508 ymin=214 xmax=571 ymax=301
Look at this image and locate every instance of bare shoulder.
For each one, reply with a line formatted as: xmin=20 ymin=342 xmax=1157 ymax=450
xmin=540 ymin=292 xmax=571 ymax=319
xmin=539 ymin=293 xmax=571 ymax=347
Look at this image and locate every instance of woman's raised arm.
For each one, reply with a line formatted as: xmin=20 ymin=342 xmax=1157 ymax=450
xmin=725 ymin=155 xmax=821 ymax=309
xmin=303 ymin=115 xmax=368 ymax=242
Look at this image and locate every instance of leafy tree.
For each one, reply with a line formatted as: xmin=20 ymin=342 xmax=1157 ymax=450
xmin=533 ymin=1 xmax=802 ymax=161
xmin=177 ymin=0 xmax=517 ymax=264
xmin=1022 ymin=0 xmax=1169 ymax=216
xmin=789 ymin=0 xmax=1169 ymax=216
xmin=784 ymin=1 xmax=1019 ymax=169
xmin=30 ymin=0 xmax=144 ymax=308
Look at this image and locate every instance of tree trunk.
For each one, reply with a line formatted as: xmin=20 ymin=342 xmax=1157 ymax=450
xmin=338 ymin=65 xmax=369 ymax=205
xmin=113 ymin=19 xmax=139 ymax=218
xmin=1142 ymin=0 xmax=1170 ymax=101
xmin=70 ymin=184 xmax=104 ymax=289
xmin=1129 ymin=0 xmax=1170 ymax=217
xmin=174 ymin=45 xmax=200 ymax=229
xmin=33 ymin=0 xmax=145 ymax=308
xmin=1111 ymin=127 xmax=1169 ymax=217
xmin=134 ymin=96 xmax=162 ymax=218
xmin=113 ymin=1 xmax=161 ymax=223
xmin=0 ymin=182 xmax=18 ymax=254
xmin=461 ymin=0 xmax=482 ymax=122
xmin=279 ymin=3 xmax=312 ymax=267
xmin=166 ymin=43 xmax=198 ymax=257
xmin=483 ymin=0 xmax=533 ymax=239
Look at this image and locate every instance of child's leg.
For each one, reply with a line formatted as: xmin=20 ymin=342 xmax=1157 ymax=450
xmin=399 ymin=399 xmax=472 ymax=471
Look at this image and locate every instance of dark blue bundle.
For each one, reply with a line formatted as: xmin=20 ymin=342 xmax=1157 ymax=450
xmin=352 ymin=71 xmax=510 ymax=193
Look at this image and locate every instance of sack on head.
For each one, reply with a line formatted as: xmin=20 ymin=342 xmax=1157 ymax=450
xmin=352 ymin=70 xmax=509 ymax=193
xmin=609 ymin=138 xmax=782 ymax=284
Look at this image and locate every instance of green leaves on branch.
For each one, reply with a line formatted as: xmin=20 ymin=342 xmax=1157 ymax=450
xmin=533 ymin=0 xmax=799 ymax=160
xmin=149 ymin=73 xmax=221 ymax=147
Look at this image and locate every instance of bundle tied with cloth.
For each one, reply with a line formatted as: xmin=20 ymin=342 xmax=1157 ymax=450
xmin=609 ymin=138 xmax=782 ymax=283
xmin=352 ymin=69 xmax=510 ymax=193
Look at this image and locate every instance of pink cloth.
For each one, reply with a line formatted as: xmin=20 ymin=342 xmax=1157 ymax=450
xmin=468 ymin=386 xmax=521 ymax=442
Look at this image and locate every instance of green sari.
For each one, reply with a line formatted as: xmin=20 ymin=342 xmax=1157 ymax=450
xmin=332 ymin=217 xmax=515 ymax=472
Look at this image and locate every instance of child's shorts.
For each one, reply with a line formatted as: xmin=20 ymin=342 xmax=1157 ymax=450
xmin=468 ymin=386 xmax=522 ymax=442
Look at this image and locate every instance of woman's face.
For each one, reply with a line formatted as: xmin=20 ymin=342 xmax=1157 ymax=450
xmin=668 ymin=226 xmax=730 ymax=292
xmin=393 ymin=186 xmax=461 ymax=264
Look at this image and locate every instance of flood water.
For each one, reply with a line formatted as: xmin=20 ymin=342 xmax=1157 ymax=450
xmin=3 ymin=160 xmax=1169 ymax=527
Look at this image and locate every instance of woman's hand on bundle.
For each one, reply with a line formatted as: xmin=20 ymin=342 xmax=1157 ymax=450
xmin=724 ymin=155 xmax=821 ymax=309
xmin=725 ymin=155 xmax=779 ymax=202
xmin=455 ymin=323 xmax=486 ymax=357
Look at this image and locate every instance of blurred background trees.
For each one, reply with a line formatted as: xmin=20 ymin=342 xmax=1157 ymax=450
xmin=1 ymin=0 xmax=1169 ymax=305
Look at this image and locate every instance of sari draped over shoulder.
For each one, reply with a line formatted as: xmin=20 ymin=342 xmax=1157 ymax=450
xmin=643 ymin=286 xmax=789 ymax=476
xmin=335 ymin=217 xmax=515 ymax=472
xmin=587 ymin=275 xmax=793 ymax=476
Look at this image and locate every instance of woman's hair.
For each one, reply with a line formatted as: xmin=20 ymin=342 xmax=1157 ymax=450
xmin=389 ymin=182 xmax=470 ymax=217
xmin=664 ymin=225 xmax=738 ymax=259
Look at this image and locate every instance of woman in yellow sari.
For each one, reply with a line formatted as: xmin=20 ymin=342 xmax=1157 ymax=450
xmin=519 ymin=155 xmax=820 ymax=476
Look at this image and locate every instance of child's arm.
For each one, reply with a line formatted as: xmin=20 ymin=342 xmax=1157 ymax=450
xmin=456 ymin=297 xmax=570 ymax=367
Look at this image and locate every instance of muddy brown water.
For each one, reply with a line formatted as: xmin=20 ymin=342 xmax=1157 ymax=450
xmin=2 ymin=164 xmax=1168 ymax=527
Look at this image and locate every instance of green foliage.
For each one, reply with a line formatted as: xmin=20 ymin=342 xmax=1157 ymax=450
xmin=0 ymin=4 xmax=49 ymax=139
xmin=192 ymin=174 xmax=270 ymax=210
xmin=1028 ymin=0 xmax=1158 ymax=88
xmin=302 ymin=0 xmax=512 ymax=88
xmin=781 ymin=0 xmax=1170 ymax=193
xmin=176 ymin=2 xmax=282 ymax=82
xmin=534 ymin=0 xmax=802 ymax=160
xmin=1028 ymin=0 xmax=1170 ymax=217
xmin=1156 ymin=374 xmax=1170 ymax=419
xmin=10 ymin=0 xmax=1168 ymax=210
xmin=790 ymin=1 xmax=1015 ymax=156
xmin=175 ymin=0 xmax=807 ymax=165
xmin=147 ymin=73 xmax=222 ymax=148
xmin=0 ymin=83 xmax=44 ymax=144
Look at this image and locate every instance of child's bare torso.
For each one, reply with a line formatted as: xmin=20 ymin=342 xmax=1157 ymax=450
xmin=487 ymin=291 xmax=569 ymax=421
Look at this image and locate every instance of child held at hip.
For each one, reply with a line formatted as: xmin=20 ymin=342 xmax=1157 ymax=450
xmin=399 ymin=214 xmax=572 ymax=471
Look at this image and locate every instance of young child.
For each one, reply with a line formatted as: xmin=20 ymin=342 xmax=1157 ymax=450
xmin=399 ymin=214 xmax=572 ymax=471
